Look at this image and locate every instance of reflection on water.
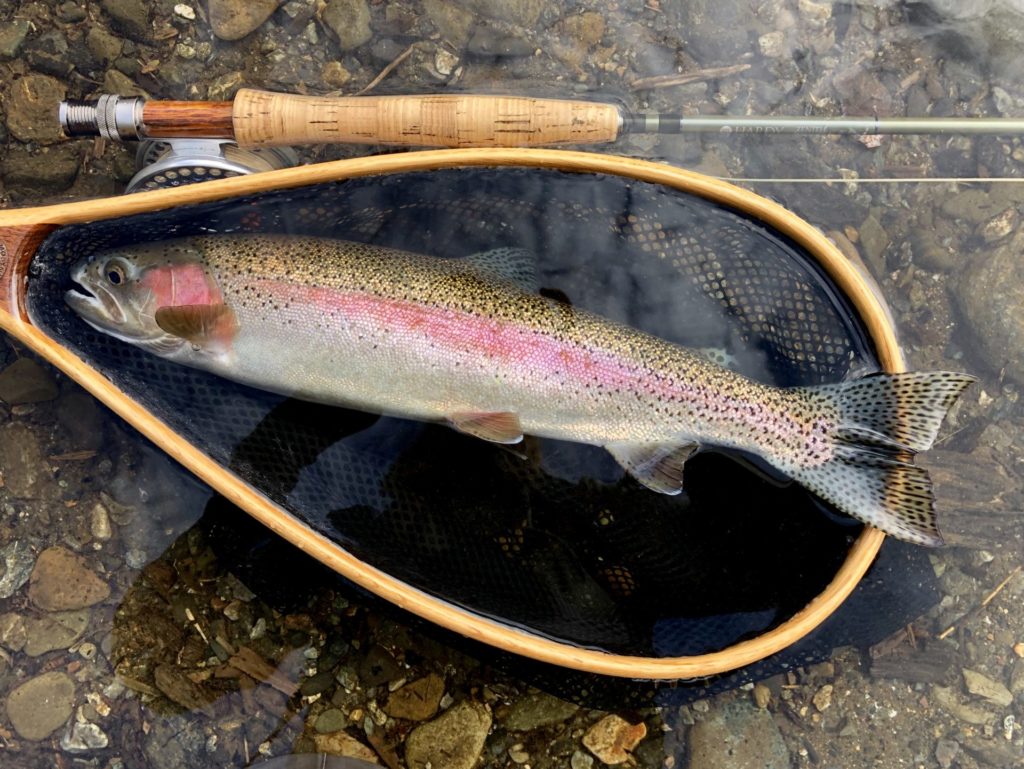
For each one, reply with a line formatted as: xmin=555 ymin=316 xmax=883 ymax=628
xmin=0 ymin=1 xmax=1023 ymax=768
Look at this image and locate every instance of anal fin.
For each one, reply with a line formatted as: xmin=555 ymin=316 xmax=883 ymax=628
xmin=606 ymin=440 xmax=699 ymax=494
xmin=449 ymin=411 xmax=524 ymax=444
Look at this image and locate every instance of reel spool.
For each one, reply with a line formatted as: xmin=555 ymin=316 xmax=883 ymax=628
xmin=126 ymin=139 xmax=299 ymax=193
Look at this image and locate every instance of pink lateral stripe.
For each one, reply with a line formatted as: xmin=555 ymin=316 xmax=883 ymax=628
xmin=258 ymin=280 xmax=813 ymax=447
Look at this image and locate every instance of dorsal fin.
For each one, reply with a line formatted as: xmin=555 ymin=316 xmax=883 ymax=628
xmin=461 ymin=248 xmax=538 ymax=291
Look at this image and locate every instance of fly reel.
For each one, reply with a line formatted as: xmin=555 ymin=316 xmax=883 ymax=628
xmin=126 ymin=139 xmax=299 ymax=194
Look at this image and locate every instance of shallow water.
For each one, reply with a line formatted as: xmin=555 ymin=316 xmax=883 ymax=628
xmin=0 ymin=1 xmax=1022 ymax=768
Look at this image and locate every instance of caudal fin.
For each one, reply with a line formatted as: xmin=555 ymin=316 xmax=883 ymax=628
xmin=790 ymin=371 xmax=975 ymax=546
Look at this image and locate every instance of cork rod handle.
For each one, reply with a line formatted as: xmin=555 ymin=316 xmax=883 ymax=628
xmin=230 ymin=89 xmax=623 ymax=148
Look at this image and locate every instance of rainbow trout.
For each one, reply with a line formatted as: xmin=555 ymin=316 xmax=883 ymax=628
xmin=65 ymin=235 xmax=974 ymax=545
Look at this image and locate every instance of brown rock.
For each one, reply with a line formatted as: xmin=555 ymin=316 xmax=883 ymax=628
xmin=384 ymin=673 xmax=445 ymax=721
xmin=405 ymin=701 xmax=491 ymax=769
xmin=0 ymin=423 xmax=52 ymax=499
xmin=582 ymin=715 xmax=646 ymax=765
xmin=312 ymin=731 xmax=380 ymax=763
xmin=28 ymin=547 xmax=111 ymax=611
xmin=6 ymin=671 xmax=75 ymax=741
xmin=0 ymin=357 xmax=59 ymax=404
xmin=209 ymin=0 xmax=279 ymax=41
xmin=5 ymin=73 xmax=66 ymax=144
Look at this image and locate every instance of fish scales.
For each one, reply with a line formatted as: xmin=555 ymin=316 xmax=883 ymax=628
xmin=65 ymin=234 xmax=975 ymax=546
xmin=203 ymin=236 xmax=817 ymax=455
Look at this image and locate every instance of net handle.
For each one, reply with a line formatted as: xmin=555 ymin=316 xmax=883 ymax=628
xmin=0 ymin=148 xmax=891 ymax=679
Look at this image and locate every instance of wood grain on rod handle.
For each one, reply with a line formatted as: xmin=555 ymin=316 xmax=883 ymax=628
xmin=142 ymin=100 xmax=235 ymax=138
xmin=230 ymin=88 xmax=623 ymax=148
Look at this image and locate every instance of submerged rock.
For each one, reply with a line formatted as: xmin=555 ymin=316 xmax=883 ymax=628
xmin=4 ymin=73 xmax=66 ymax=146
xmin=28 ymin=547 xmax=111 ymax=612
xmin=582 ymin=715 xmax=646 ymax=765
xmin=0 ymin=423 xmax=52 ymax=499
xmin=6 ymin=671 xmax=76 ymax=741
xmin=322 ymin=0 xmax=373 ymax=51
xmin=0 ymin=357 xmax=59 ymax=405
xmin=208 ymin=0 xmax=279 ymax=41
xmin=23 ymin=609 xmax=91 ymax=656
xmin=0 ymin=539 xmax=37 ymax=599
xmin=384 ymin=673 xmax=445 ymax=721
xmin=688 ymin=700 xmax=790 ymax=769
xmin=503 ymin=691 xmax=579 ymax=731
xmin=956 ymin=230 xmax=1024 ymax=382
xmin=404 ymin=700 xmax=491 ymax=769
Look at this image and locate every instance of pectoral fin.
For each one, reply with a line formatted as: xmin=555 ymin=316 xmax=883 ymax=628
xmin=449 ymin=411 xmax=524 ymax=444
xmin=155 ymin=303 xmax=238 ymax=353
xmin=606 ymin=440 xmax=700 ymax=494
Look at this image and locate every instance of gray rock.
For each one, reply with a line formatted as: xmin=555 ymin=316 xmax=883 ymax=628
xmin=0 ymin=423 xmax=53 ymax=499
xmin=313 ymin=708 xmax=347 ymax=733
xmin=675 ymin=1 xmax=752 ymax=65
xmin=0 ymin=19 xmax=30 ymax=60
xmin=56 ymin=390 xmax=106 ymax=452
xmin=423 ymin=0 xmax=476 ymax=48
xmin=688 ymin=700 xmax=790 ymax=769
xmin=467 ymin=27 xmax=535 ymax=58
xmin=1010 ymin=658 xmax=1024 ymax=698
xmin=322 ymin=0 xmax=373 ymax=51
xmin=0 ymin=539 xmax=37 ymax=599
xmin=963 ymin=669 xmax=1013 ymax=708
xmin=57 ymin=2 xmax=88 ymax=23
xmin=1 ymin=144 xmax=83 ymax=196
xmin=29 ymin=546 xmax=111 ymax=612
xmin=208 ymin=0 xmax=279 ymax=41
xmin=458 ymin=0 xmax=545 ymax=27
xmin=0 ymin=357 xmax=59 ymax=405
xmin=962 ymin=736 xmax=1024 ymax=768
xmin=932 ymin=685 xmax=997 ymax=725
xmin=23 ymin=609 xmax=90 ymax=657
xmin=25 ymin=30 xmax=73 ymax=78
xmin=6 ymin=671 xmax=76 ymax=741
xmin=100 ymin=0 xmax=152 ymax=43
xmin=503 ymin=691 xmax=579 ymax=731
xmin=935 ymin=738 xmax=960 ymax=769
xmin=858 ymin=213 xmax=890 ymax=275
xmin=4 ymin=73 xmax=67 ymax=145
xmin=405 ymin=701 xmax=492 ymax=769
xmin=956 ymin=230 xmax=1024 ymax=382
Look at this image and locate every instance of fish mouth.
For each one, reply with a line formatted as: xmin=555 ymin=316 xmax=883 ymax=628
xmin=65 ymin=269 xmax=126 ymax=329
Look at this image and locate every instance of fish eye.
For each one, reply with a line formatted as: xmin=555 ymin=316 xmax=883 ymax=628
xmin=105 ymin=261 xmax=127 ymax=285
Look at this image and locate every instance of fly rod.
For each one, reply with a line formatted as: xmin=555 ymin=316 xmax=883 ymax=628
xmin=59 ymin=90 xmax=1024 ymax=149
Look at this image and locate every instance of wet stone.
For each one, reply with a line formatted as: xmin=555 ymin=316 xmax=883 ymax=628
xmin=300 ymin=669 xmax=337 ymax=696
xmin=29 ymin=547 xmax=111 ymax=612
xmin=0 ymin=357 xmax=59 ymax=405
xmin=932 ymin=685 xmax=996 ymax=725
xmin=0 ymin=19 xmax=31 ymax=59
xmin=100 ymin=0 xmax=152 ymax=42
xmin=25 ymin=29 xmax=73 ymax=78
xmin=311 ymin=730 xmax=380 ymax=762
xmin=61 ymin=720 xmax=109 ymax=752
xmin=322 ymin=0 xmax=373 ymax=51
xmin=503 ymin=691 xmax=580 ymax=731
xmin=313 ymin=708 xmax=348 ymax=733
xmin=2 ymin=143 xmax=84 ymax=196
xmin=384 ymin=673 xmax=445 ymax=721
xmin=23 ymin=609 xmax=91 ymax=656
xmin=208 ymin=0 xmax=279 ymax=41
xmin=689 ymin=700 xmax=790 ymax=769
xmin=935 ymin=738 xmax=960 ymax=769
xmin=1010 ymin=658 xmax=1024 ymax=697
xmin=0 ymin=423 xmax=52 ymax=499
xmin=6 ymin=671 xmax=76 ymax=741
xmin=0 ymin=612 xmax=27 ymax=652
xmin=582 ymin=715 xmax=646 ymax=766
xmin=86 ymin=25 xmax=124 ymax=65
xmin=404 ymin=700 xmax=492 ymax=769
xmin=0 ymin=539 xmax=37 ymax=598
xmin=956 ymin=229 xmax=1024 ymax=382
xmin=963 ymin=669 xmax=1013 ymax=708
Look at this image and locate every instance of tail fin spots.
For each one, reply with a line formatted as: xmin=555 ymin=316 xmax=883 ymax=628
xmin=790 ymin=371 xmax=975 ymax=546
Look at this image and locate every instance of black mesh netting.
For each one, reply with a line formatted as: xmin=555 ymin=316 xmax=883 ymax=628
xmin=25 ymin=167 xmax=938 ymax=697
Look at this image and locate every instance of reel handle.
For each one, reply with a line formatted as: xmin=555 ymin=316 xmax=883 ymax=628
xmin=228 ymin=89 xmax=623 ymax=148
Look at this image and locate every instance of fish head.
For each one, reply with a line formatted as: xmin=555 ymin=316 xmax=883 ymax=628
xmin=65 ymin=241 xmax=224 ymax=357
